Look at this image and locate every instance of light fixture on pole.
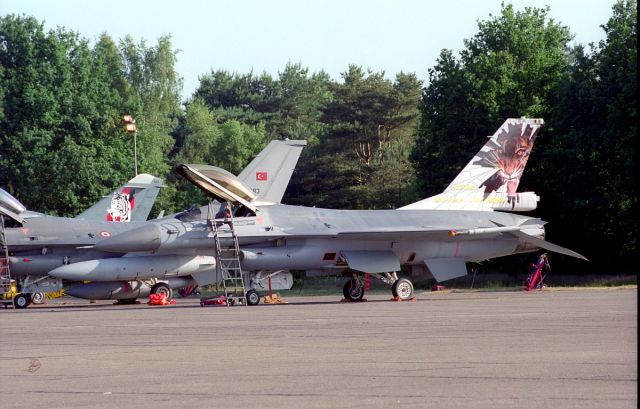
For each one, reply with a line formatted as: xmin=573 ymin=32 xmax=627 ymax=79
xmin=123 ymin=115 xmax=138 ymax=176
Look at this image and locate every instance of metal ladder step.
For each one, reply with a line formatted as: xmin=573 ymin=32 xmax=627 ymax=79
xmin=1 ymin=216 xmax=16 ymax=308
xmin=207 ymin=202 xmax=246 ymax=306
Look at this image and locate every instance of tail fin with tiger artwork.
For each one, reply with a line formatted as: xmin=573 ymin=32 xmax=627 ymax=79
xmin=400 ymin=117 xmax=544 ymax=212
xmin=76 ymin=173 xmax=164 ymax=222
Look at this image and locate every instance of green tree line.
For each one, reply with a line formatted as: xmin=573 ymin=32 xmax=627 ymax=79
xmin=0 ymin=1 xmax=636 ymax=273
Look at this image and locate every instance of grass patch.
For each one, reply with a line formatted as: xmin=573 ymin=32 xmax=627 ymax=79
xmin=193 ymin=273 xmax=636 ymax=297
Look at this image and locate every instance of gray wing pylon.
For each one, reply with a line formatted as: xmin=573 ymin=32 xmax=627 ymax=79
xmin=424 ymin=258 xmax=468 ymax=282
xmin=341 ymin=250 xmax=401 ymax=273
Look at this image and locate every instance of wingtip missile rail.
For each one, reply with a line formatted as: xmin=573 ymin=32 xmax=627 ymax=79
xmin=448 ymin=225 xmax=541 ymax=237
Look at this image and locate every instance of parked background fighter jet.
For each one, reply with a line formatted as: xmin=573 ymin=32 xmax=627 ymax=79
xmin=1 ymin=139 xmax=307 ymax=306
xmin=59 ymin=118 xmax=586 ymax=304
xmin=1 ymin=173 xmax=163 ymax=306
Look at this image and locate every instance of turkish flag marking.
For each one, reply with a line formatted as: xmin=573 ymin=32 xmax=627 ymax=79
xmin=256 ymin=172 xmax=268 ymax=181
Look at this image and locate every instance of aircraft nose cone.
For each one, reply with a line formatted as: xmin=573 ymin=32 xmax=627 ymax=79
xmin=94 ymin=224 xmax=162 ymax=253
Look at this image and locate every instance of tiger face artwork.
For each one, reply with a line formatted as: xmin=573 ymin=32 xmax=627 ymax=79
xmin=106 ymin=187 xmax=135 ymax=222
xmin=473 ymin=123 xmax=536 ymax=200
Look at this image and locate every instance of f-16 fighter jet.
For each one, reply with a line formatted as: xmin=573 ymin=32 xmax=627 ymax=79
xmin=75 ymin=118 xmax=585 ymax=304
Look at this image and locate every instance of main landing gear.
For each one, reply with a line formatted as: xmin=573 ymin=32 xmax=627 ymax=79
xmin=343 ymin=278 xmax=365 ymax=302
xmin=342 ymin=273 xmax=414 ymax=302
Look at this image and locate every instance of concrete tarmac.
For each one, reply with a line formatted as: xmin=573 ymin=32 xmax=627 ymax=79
xmin=0 ymin=288 xmax=636 ymax=409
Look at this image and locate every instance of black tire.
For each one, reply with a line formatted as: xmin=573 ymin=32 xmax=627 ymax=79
xmin=150 ymin=283 xmax=173 ymax=300
xmin=246 ymin=289 xmax=260 ymax=306
xmin=392 ymin=278 xmax=414 ymax=300
xmin=14 ymin=294 xmax=30 ymax=309
xmin=31 ymin=292 xmax=45 ymax=305
xmin=342 ymin=279 xmax=365 ymax=302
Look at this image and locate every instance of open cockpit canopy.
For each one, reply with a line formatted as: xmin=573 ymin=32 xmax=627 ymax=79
xmin=175 ymin=164 xmax=258 ymax=213
xmin=0 ymin=188 xmax=26 ymax=225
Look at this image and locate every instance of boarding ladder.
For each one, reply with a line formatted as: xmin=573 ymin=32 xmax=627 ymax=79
xmin=1 ymin=215 xmax=16 ymax=308
xmin=208 ymin=203 xmax=246 ymax=306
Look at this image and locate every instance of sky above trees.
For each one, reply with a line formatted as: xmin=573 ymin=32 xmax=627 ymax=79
xmin=1 ymin=0 xmax=617 ymax=101
xmin=1 ymin=1 xmax=636 ymax=272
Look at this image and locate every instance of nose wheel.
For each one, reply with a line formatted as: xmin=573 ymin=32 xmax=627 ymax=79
xmin=392 ymin=278 xmax=414 ymax=300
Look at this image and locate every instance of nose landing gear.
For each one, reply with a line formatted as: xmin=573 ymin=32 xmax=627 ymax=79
xmin=391 ymin=278 xmax=414 ymax=300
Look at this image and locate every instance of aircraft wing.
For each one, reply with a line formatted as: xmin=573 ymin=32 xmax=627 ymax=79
xmin=333 ymin=226 xmax=586 ymax=260
xmin=334 ymin=228 xmax=450 ymax=241
xmin=331 ymin=225 xmax=531 ymax=241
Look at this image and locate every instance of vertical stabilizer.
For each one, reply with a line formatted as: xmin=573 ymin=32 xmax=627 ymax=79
xmin=76 ymin=174 xmax=164 ymax=222
xmin=400 ymin=118 xmax=543 ymax=211
xmin=238 ymin=140 xmax=307 ymax=204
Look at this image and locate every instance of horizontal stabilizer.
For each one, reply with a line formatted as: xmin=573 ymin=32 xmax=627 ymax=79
xmin=341 ymin=250 xmax=401 ymax=273
xmin=507 ymin=230 xmax=588 ymax=260
xmin=424 ymin=258 xmax=468 ymax=282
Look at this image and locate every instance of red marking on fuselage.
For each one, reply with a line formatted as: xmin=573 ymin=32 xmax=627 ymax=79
xmin=121 ymin=281 xmax=132 ymax=293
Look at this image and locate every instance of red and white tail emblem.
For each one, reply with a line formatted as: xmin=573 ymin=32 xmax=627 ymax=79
xmin=256 ymin=172 xmax=268 ymax=181
xmin=106 ymin=187 xmax=136 ymax=222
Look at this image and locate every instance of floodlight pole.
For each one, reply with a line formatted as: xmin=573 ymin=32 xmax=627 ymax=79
xmin=133 ymin=131 xmax=138 ymax=176
xmin=123 ymin=115 xmax=138 ymax=176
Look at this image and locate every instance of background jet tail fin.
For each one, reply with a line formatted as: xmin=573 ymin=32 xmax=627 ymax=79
xmin=400 ymin=118 xmax=544 ymax=211
xmin=238 ymin=139 xmax=307 ymax=204
xmin=76 ymin=173 xmax=164 ymax=222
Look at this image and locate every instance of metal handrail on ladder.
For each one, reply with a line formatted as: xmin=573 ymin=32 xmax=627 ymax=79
xmin=1 ymin=215 xmax=16 ymax=308
xmin=208 ymin=202 xmax=246 ymax=306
